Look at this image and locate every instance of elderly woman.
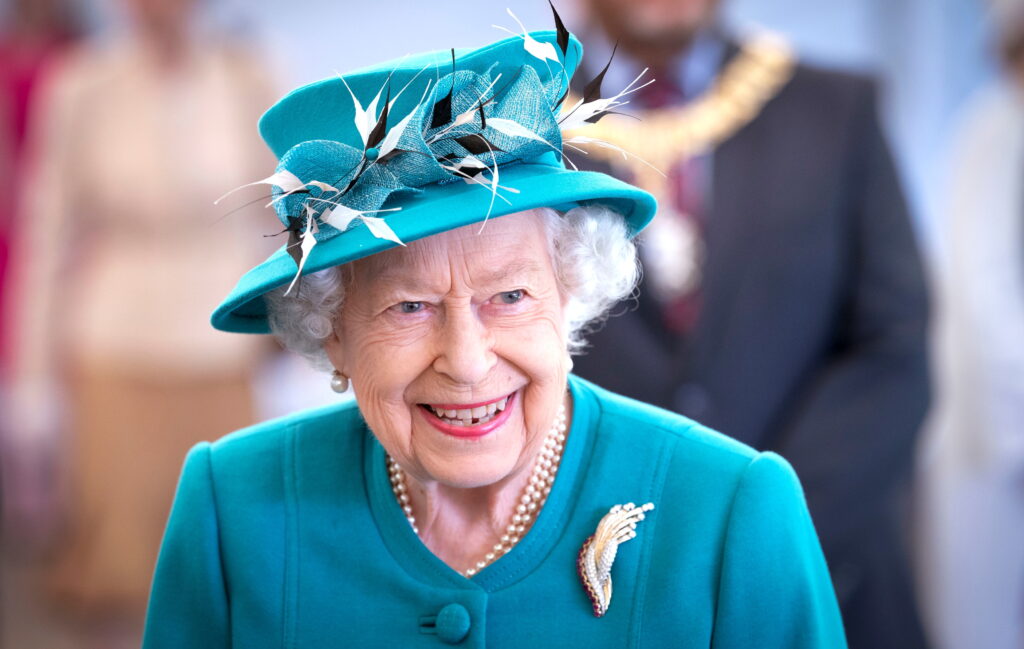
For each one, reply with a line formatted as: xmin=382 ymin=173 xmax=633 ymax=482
xmin=143 ymin=21 xmax=845 ymax=649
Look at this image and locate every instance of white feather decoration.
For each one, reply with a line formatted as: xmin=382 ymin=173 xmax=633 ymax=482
xmin=283 ymin=207 xmax=319 ymax=296
xmin=360 ymin=216 xmax=405 ymax=245
xmin=213 ymin=169 xmax=306 ymax=205
xmin=557 ymin=68 xmax=654 ymax=132
xmin=564 ymin=135 xmax=665 ymax=177
xmin=320 ymin=204 xmax=363 ymax=232
xmin=486 ymin=117 xmax=556 ymax=148
xmin=377 ymin=80 xmax=433 ymax=159
xmin=378 ymin=109 xmax=417 ymax=159
xmin=321 ymin=205 xmax=401 ymax=232
xmin=338 ymin=73 xmax=388 ymax=148
xmin=494 ymin=8 xmax=559 ymax=64
xmin=306 ymin=180 xmax=339 ymax=194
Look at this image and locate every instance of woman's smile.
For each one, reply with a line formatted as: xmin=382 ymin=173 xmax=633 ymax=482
xmin=418 ymin=391 xmax=518 ymax=438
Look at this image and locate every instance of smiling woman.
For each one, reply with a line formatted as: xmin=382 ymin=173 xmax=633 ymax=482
xmin=142 ymin=13 xmax=846 ymax=649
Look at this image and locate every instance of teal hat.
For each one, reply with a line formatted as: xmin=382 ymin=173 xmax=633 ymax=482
xmin=212 ymin=18 xmax=657 ymax=334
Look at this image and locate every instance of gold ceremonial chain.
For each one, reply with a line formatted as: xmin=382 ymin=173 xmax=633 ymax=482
xmin=564 ymin=32 xmax=796 ymax=197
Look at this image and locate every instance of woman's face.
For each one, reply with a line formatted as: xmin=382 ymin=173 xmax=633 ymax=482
xmin=324 ymin=209 xmax=571 ymax=489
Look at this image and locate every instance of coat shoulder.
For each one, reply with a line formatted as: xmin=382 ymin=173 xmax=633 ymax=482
xmin=206 ymin=399 xmax=364 ymax=472
xmin=573 ymin=376 xmax=760 ymax=479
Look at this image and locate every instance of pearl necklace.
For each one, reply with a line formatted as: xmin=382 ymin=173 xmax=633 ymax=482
xmin=386 ymin=403 xmax=568 ymax=577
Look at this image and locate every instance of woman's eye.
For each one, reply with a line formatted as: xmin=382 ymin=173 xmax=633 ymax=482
xmin=496 ymin=290 xmax=524 ymax=304
xmin=397 ymin=301 xmax=423 ymax=314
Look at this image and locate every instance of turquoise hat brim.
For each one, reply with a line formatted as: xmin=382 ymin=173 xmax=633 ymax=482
xmin=212 ymin=162 xmax=655 ymax=333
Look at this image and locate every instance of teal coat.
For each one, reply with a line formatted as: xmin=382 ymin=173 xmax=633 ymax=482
xmin=144 ymin=376 xmax=846 ymax=648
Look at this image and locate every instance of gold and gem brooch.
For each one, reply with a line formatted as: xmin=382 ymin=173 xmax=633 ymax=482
xmin=577 ymin=502 xmax=655 ymax=617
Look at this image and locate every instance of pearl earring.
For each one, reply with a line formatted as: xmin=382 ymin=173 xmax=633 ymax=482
xmin=330 ymin=371 xmax=349 ymax=393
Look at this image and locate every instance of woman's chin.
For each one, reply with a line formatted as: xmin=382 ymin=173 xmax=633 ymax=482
xmin=419 ymin=454 xmax=520 ymax=490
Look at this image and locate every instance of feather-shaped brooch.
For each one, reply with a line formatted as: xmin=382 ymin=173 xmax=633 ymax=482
xmin=577 ymin=502 xmax=655 ymax=617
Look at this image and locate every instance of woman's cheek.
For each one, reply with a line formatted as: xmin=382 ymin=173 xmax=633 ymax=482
xmin=355 ymin=379 xmax=414 ymax=457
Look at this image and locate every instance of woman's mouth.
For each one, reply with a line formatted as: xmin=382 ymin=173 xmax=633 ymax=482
xmin=418 ymin=392 xmax=516 ymax=437
xmin=424 ymin=395 xmax=510 ymax=425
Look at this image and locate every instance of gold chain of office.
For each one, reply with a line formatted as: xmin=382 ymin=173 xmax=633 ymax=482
xmin=564 ymin=32 xmax=796 ymax=195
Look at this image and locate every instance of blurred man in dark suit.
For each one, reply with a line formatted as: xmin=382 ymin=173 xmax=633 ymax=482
xmin=569 ymin=1 xmax=930 ymax=647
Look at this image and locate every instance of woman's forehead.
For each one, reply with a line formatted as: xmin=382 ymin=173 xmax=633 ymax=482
xmin=351 ymin=211 xmax=553 ymax=287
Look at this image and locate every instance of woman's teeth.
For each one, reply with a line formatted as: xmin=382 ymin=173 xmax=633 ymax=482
xmin=426 ymin=396 xmax=509 ymax=426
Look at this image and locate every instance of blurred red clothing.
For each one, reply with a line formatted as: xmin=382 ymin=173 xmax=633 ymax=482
xmin=0 ymin=31 xmax=74 ymax=374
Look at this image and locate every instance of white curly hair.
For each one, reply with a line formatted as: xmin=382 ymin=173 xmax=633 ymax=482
xmin=265 ymin=205 xmax=639 ymax=370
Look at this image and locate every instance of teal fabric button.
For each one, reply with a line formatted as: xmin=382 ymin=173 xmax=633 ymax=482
xmin=435 ymin=603 xmax=471 ymax=644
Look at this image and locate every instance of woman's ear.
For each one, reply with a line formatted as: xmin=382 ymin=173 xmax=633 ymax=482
xmin=323 ymin=319 xmax=346 ymax=374
xmin=323 ymin=263 xmax=356 ymax=376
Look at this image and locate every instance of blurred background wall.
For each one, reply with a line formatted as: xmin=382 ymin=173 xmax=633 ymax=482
xmin=0 ymin=1 xmax=1014 ymax=648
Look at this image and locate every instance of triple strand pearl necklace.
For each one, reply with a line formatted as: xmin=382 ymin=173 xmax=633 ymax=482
xmin=386 ymin=402 xmax=568 ymax=577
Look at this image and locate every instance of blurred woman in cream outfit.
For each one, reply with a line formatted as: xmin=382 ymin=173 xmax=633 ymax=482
xmin=4 ymin=0 xmax=276 ymax=619
xmin=915 ymin=4 xmax=1024 ymax=648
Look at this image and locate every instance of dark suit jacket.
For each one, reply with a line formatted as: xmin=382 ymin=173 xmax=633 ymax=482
xmin=573 ymin=47 xmax=930 ymax=649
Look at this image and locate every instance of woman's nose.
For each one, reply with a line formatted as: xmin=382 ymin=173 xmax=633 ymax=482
xmin=432 ymin=306 xmax=496 ymax=385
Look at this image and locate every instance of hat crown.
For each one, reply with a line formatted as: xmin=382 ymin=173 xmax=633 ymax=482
xmin=259 ymin=31 xmax=582 ymax=160
xmin=261 ymin=30 xmax=583 ymax=254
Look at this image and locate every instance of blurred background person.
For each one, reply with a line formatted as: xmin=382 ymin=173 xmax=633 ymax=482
xmin=915 ymin=1 xmax=1024 ymax=647
xmin=0 ymin=0 xmax=277 ymax=644
xmin=0 ymin=0 xmax=79 ymax=375
xmin=567 ymin=0 xmax=931 ymax=647
xmin=0 ymin=0 xmax=80 ymax=531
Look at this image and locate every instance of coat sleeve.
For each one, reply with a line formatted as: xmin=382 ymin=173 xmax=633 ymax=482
xmin=711 ymin=452 xmax=847 ymax=649
xmin=771 ymin=78 xmax=930 ymax=557
xmin=143 ymin=442 xmax=230 ymax=649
